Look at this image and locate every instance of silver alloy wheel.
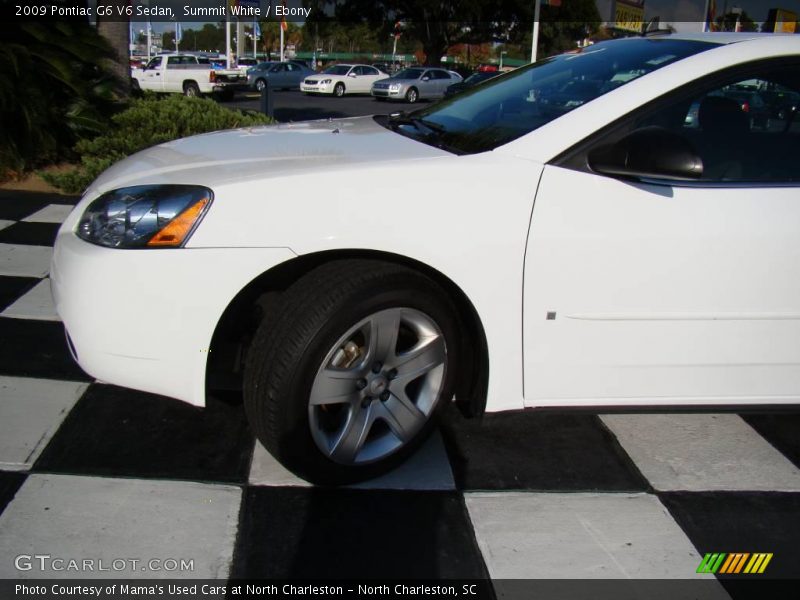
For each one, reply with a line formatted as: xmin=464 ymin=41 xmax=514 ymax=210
xmin=308 ymin=307 xmax=446 ymax=465
xmin=255 ymin=79 xmax=266 ymax=92
xmin=334 ymin=83 xmax=345 ymax=97
xmin=406 ymin=88 xmax=418 ymax=103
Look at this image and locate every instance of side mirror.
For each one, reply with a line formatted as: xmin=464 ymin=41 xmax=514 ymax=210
xmin=422 ymin=76 xmax=430 ymax=81
xmin=588 ymin=127 xmax=703 ymax=181
xmin=348 ymin=72 xmax=357 ymax=77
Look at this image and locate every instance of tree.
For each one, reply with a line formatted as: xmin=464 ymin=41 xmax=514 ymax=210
xmin=302 ymin=0 xmax=601 ymax=65
xmin=96 ymin=1 xmax=130 ymax=95
xmin=0 ymin=22 xmax=117 ymax=177
xmin=715 ymin=11 xmax=758 ymax=32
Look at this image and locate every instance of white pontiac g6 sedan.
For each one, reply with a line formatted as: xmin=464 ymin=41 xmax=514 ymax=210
xmin=52 ymin=34 xmax=800 ymax=484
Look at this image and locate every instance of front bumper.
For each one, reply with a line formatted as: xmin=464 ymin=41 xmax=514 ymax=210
xmin=301 ymin=82 xmax=331 ymax=94
xmin=51 ymin=230 xmax=296 ymax=406
xmin=371 ymin=88 xmax=402 ymax=99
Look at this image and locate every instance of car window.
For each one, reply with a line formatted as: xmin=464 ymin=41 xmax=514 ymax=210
xmin=145 ymin=57 xmax=162 ymax=69
xmin=394 ymin=68 xmax=423 ymax=80
xmin=402 ymin=38 xmax=716 ymax=154
xmin=433 ymin=70 xmax=451 ymax=80
xmin=270 ymin=64 xmax=286 ymax=72
xmin=364 ymin=66 xmax=379 ymax=76
xmin=630 ymin=63 xmax=800 ymax=183
xmin=354 ymin=66 xmax=368 ymax=76
xmin=324 ymin=65 xmax=351 ymax=76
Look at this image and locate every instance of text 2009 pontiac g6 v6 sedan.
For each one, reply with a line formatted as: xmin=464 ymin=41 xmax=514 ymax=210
xmin=52 ymin=34 xmax=800 ymax=484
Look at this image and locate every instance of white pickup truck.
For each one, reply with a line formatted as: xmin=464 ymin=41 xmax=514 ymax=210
xmin=131 ymin=54 xmax=247 ymax=100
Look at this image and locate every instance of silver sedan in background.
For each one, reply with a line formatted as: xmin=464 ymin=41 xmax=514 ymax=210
xmin=371 ymin=67 xmax=463 ymax=103
xmin=247 ymin=61 xmax=315 ymax=91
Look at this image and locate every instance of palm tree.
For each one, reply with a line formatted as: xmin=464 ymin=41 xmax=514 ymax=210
xmin=96 ymin=2 xmax=131 ymax=96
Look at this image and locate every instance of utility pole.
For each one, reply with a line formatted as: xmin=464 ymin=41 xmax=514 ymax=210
xmin=530 ymin=0 xmax=541 ymax=63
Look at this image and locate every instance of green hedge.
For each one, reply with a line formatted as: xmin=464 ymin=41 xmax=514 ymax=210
xmin=44 ymin=94 xmax=274 ymax=194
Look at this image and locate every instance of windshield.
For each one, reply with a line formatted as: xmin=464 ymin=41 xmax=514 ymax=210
xmin=394 ymin=68 xmax=423 ymax=80
xmin=398 ymin=38 xmax=716 ymax=154
xmin=324 ymin=65 xmax=352 ymax=76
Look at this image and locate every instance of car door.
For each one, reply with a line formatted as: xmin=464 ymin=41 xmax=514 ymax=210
xmin=431 ymin=70 xmax=452 ymax=96
xmin=358 ymin=66 xmax=383 ymax=93
xmin=419 ymin=70 xmax=437 ymax=98
xmin=139 ymin=56 xmax=164 ymax=91
xmin=285 ymin=63 xmax=302 ymax=88
xmin=268 ymin=63 xmax=288 ymax=88
xmin=523 ymin=59 xmax=800 ymax=407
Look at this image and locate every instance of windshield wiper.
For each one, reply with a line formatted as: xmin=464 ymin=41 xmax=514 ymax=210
xmin=388 ymin=113 xmax=447 ymax=135
xmin=382 ymin=113 xmax=462 ymax=154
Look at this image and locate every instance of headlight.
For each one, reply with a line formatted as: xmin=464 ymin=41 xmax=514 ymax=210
xmin=77 ymin=185 xmax=212 ymax=249
xmin=321 ymin=79 xmax=332 ymax=84
xmin=389 ymin=84 xmax=400 ymax=91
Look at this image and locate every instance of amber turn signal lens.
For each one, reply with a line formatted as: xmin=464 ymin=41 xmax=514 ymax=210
xmin=147 ymin=197 xmax=210 ymax=247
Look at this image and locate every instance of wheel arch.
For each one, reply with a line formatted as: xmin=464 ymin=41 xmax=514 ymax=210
xmin=206 ymin=248 xmax=488 ymax=417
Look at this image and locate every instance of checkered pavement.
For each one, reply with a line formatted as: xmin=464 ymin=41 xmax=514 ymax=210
xmin=0 ymin=190 xmax=798 ymax=595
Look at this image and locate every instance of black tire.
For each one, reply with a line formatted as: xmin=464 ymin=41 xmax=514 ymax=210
xmin=255 ymin=78 xmax=267 ymax=92
xmin=333 ymin=82 xmax=345 ymax=98
xmin=405 ymin=87 xmax=418 ymax=103
xmin=243 ymin=259 xmax=461 ymax=485
xmin=130 ymin=78 xmax=142 ymax=97
xmin=183 ymin=81 xmax=200 ymax=97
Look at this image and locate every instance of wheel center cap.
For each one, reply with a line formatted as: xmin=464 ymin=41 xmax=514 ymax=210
xmin=369 ymin=376 xmax=388 ymax=395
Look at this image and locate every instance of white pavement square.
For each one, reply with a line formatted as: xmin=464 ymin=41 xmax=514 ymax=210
xmin=0 ymin=474 xmax=241 ymax=579
xmin=601 ymin=414 xmax=800 ymax=492
xmin=0 ymin=219 xmax=13 ymax=231
xmin=0 ymin=376 xmax=87 ymax=471
xmin=0 ymin=243 xmax=51 ymax=277
xmin=249 ymin=430 xmax=456 ymax=490
xmin=1 ymin=279 xmax=59 ymax=321
xmin=22 ymin=204 xmax=74 ymax=224
xmin=465 ymin=492 xmax=725 ymax=585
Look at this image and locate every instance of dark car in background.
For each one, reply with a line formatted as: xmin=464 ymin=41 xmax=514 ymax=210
xmin=443 ymin=70 xmax=504 ymax=97
xmin=723 ymin=88 xmax=771 ymax=129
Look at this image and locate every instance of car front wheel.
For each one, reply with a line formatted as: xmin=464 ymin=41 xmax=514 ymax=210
xmin=334 ymin=82 xmax=345 ymax=97
xmin=405 ymin=87 xmax=418 ymax=103
xmin=255 ymin=78 xmax=267 ymax=92
xmin=243 ymin=260 xmax=459 ymax=485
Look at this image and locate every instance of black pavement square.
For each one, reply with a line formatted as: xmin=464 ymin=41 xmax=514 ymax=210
xmin=660 ymin=492 xmax=800 ymax=579
xmin=0 ymin=318 xmax=90 ymax=381
xmin=741 ymin=413 xmax=800 ymax=470
xmin=439 ymin=407 xmax=648 ymax=491
xmin=0 ymin=222 xmax=61 ymax=246
xmin=231 ymin=487 xmax=489 ymax=579
xmin=0 ymin=190 xmax=77 ymax=220
xmin=0 ymin=276 xmax=39 ymax=311
xmin=0 ymin=471 xmax=26 ymax=517
xmin=33 ymin=385 xmax=255 ymax=484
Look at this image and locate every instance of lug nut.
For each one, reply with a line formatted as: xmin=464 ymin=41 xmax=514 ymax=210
xmin=380 ymin=390 xmax=391 ymax=401
xmin=356 ymin=378 xmax=367 ymax=390
xmin=387 ymin=368 xmax=398 ymax=380
xmin=371 ymin=362 xmax=383 ymax=374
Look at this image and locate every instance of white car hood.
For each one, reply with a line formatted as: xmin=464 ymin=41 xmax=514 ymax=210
xmin=86 ymin=116 xmax=449 ymax=196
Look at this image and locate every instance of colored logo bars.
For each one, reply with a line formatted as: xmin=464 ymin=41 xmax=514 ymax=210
xmin=697 ymin=552 xmax=773 ymax=575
